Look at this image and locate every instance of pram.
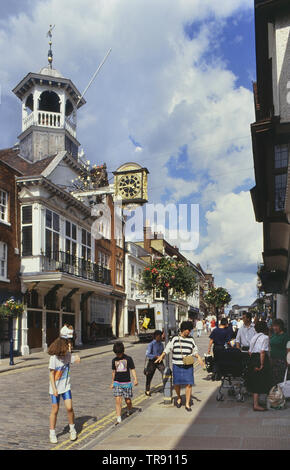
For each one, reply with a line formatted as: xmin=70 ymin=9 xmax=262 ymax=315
xmin=214 ymin=348 xmax=247 ymax=402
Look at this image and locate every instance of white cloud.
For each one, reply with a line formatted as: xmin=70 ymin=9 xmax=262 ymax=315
xmin=189 ymin=191 xmax=262 ymax=275
xmin=224 ymin=276 xmax=257 ymax=306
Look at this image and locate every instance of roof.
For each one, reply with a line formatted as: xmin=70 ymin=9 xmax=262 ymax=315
xmin=0 ymin=148 xmax=57 ymax=176
xmin=12 ymin=72 xmax=86 ymax=109
xmin=38 ymin=66 xmax=63 ymax=78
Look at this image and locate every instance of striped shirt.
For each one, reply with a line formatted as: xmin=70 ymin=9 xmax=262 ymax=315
xmin=164 ymin=336 xmax=198 ymax=365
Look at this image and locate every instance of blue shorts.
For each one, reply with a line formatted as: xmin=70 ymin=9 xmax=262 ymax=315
xmin=50 ymin=390 xmax=72 ymax=404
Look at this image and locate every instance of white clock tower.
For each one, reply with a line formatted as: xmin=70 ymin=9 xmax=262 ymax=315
xmin=12 ymin=28 xmax=86 ymax=162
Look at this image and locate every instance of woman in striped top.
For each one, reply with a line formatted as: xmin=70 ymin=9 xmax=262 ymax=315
xmin=155 ymin=321 xmax=204 ymax=411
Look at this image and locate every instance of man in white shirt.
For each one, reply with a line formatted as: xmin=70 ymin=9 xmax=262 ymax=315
xmin=236 ymin=312 xmax=256 ymax=352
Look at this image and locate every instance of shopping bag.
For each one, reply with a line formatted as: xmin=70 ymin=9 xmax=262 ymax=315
xmin=278 ymin=368 xmax=290 ymax=399
xmin=267 ymin=385 xmax=286 ymax=410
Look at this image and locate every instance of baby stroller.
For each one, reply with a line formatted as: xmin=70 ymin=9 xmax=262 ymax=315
xmin=215 ymin=348 xmax=246 ymax=402
xmin=204 ymin=354 xmax=214 ymax=374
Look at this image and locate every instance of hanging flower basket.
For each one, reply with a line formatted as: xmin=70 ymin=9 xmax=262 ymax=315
xmin=0 ymin=298 xmax=24 ymax=319
xmin=142 ymin=257 xmax=197 ymax=297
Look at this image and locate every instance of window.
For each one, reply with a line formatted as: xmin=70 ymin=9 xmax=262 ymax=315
xmin=65 ymin=220 xmax=77 ymax=258
xmin=97 ymin=251 xmax=110 ymax=268
xmin=0 ymin=242 xmax=7 ymax=280
xmin=115 ymin=216 xmax=124 ymax=248
xmin=130 ymin=284 xmax=135 ymax=299
xmin=275 ymin=144 xmax=289 ymax=169
xmin=0 ymin=190 xmax=8 ymax=223
xmin=131 ymin=265 xmax=135 ymax=279
xmin=275 ymin=174 xmax=287 ymax=211
xmin=45 ymin=209 xmax=60 ymax=260
xmin=116 ymin=261 xmax=123 ymax=286
xmin=22 ymin=205 xmax=32 ymax=256
xmin=81 ymin=229 xmax=91 ymax=261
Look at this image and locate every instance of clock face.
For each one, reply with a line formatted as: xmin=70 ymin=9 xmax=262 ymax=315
xmin=118 ymin=174 xmax=141 ymax=199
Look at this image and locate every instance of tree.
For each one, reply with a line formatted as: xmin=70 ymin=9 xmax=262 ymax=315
xmin=204 ymin=287 xmax=232 ymax=325
xmin=142 ymin=256 xmax=197 ymax=298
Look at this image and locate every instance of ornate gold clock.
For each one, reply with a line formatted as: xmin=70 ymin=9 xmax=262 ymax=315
xmin=114 ymin=163 xmax=149 ymax=207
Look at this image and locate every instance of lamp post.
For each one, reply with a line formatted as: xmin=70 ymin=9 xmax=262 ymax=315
xmin=8 ymin=316 xmax=14 ymax=366
xmin=162 ymin=286 xmax=172 ymax=404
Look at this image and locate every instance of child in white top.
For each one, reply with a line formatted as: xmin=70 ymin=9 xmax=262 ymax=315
xmin=48 ymin=327 xmax=80 ymax=444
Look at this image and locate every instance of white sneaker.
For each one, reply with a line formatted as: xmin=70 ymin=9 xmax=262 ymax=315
xmin=116 ymin=416 xmax=122 ymax=425
xmin=49 ymin=432 xmax=58 ymax=444
xmin=70 ymin=429 xmax=77 ymax=441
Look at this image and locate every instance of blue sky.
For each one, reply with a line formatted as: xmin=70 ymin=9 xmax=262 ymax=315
xmin=0 ymin=0 xmax=262 ymax=306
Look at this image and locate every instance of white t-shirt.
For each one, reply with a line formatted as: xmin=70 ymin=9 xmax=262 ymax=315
xmin=196 ymin=321 xmax=203 ymax=330
xmin=48 ymin=353 xmax=75 ymax=395
xmin=249 ymin=333 xmax=269 ymax=354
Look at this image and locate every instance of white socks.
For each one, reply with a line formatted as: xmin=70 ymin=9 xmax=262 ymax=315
xmin=50 ymin=429 xmax=56 ymax=436
xmin=69 ymin=424 xmax=76 ymax=432
xmin=116 ymin=416 xmax=122 ymax=424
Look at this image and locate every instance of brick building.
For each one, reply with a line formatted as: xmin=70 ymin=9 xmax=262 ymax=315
xmin=0 ymin=154 xmax=22 ymax=353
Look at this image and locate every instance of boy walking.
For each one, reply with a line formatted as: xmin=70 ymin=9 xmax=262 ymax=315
xmin=111 ymin=342 xmax=138 ymax=425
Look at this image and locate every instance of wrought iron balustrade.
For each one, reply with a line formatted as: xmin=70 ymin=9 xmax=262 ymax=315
xmin=41 ymin=251 xmax=111 ymax=285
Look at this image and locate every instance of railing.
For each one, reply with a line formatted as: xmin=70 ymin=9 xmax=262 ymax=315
xmin=41 ymin=251 xmax=111 ymax=285
xmin=22 ymin=112 xmax=76 ymax=138
xmin=23 ymin=113 xmax=34 ymax=131
xmin=65 ymin=117 xmax=77 ymax=138
xmin=38 ymin=111 xmax=61 ymax=128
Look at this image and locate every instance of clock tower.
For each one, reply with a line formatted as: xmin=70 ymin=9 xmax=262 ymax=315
xmin=12 ymin=29 xmax=85 ymax=162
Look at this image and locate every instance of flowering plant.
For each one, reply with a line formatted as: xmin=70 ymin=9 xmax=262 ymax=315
xmin=142 ymin=257 xmax=197 ymax=297
xmin=0 ymin=297 xmax=24 ymax=318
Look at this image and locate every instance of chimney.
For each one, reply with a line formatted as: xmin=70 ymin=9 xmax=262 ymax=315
xmin=143 ymin=219 xmax=153 ymax=252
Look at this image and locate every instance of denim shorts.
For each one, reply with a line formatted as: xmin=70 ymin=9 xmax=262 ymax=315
xmin=50 ymin=390 xmax=72 ymax=404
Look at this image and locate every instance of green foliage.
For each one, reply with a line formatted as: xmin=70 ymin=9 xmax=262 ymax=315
xmin=204 ymin=287 xmax=232 ymax=309
xmin=142 ymin=257 xmax=197 ymax=297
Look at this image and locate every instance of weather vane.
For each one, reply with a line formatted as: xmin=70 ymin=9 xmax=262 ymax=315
xmin=47 ymin=24 xmax=55 ymax=68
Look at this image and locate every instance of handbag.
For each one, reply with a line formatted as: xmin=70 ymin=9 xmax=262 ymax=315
xmin=178 ymin=336 xmax=195 ymax=366
xmin=278 ymin=367 xmax=290 ymax=398
xmin=267 ymin=384 xmax=286 ymax=410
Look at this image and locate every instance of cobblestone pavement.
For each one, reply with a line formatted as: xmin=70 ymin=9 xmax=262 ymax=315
xmin=0 ymin=333 xmax=209 ymax=450
xmin=0 ymin=342 xmax=160 ymax=450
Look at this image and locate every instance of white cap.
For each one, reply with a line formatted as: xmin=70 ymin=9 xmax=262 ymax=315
xmin=60 ymin=326 xmax=74 ymax=339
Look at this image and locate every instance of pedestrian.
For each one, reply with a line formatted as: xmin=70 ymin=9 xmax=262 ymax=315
xmin=196 ymin=319 xmax=203 ymax=338
xmin=210 ymin=318 xmax=216 ymax=332
xmin=231 ymin=318 xmax=238 ymax=332
xmin=48 ymin=326 xmax=80 ymax=444
xmin=269 ymin=319 xmax=290 ymax=386
xmin=111 ymin=341 xmax=138 ymax=425
xmin=145 ymin=330 xmax=165 ymax=397
xmin=207 ymin=318 xmax=232 ymax=380
xmin=246 ymin=321 xmax=272 ymax=412
xmin=236 ymin=312 xmax=256 ymax=353
xmin=155 ymin=321 xmax=204 ymax=412
xmin=206 ymin=319 xmax=210 ymax=334
xmin=237 ymin=318 xmax=243 ymax=329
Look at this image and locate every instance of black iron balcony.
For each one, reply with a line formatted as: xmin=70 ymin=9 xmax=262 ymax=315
xmin=41 ymin=251 xmax=111 ymax=285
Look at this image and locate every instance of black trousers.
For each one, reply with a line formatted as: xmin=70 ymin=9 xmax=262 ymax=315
xmin=145 ymin=359 xmax=165 ymax=391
